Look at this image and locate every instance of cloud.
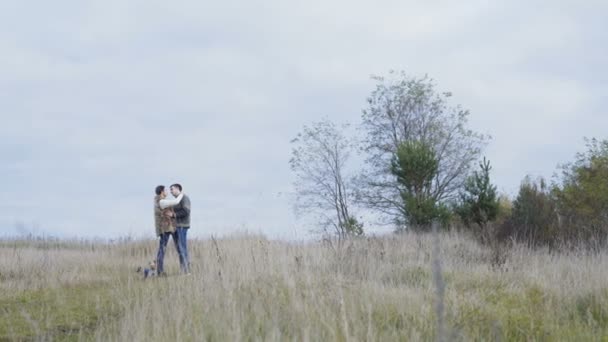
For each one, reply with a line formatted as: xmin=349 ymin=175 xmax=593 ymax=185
xmin=0 ymin=0 xmax=605 ymax=238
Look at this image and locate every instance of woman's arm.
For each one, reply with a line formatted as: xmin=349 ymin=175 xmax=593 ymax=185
xmin=159 ymin=193 xmax=183 ymax=209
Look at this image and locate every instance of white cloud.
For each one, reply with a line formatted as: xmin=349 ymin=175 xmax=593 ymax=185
xmin=0 ymin=0 xmax=606 ymax=238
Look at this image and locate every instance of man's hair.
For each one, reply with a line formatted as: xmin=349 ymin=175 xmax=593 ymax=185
xmin=170 ymin=183 xmax=183 ymax=191
xmin=155 ymin=185 xmax=165 ymax=195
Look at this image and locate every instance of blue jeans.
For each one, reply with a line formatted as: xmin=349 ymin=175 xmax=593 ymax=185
xmin=176 ymin=227 xmax=190 ymax=273
xmin=156 ymin=231 xmax=179 ymax=274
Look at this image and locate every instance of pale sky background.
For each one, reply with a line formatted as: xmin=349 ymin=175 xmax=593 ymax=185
xmin=1 ymin=0 xmax=606 ymax=239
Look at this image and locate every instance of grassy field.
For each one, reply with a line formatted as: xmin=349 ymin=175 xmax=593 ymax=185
xmin=1 ymin=231 xmax=607 ymax=341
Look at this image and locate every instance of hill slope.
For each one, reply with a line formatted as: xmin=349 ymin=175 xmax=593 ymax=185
xmin=1 ymin=232 xmax=607 ymax=341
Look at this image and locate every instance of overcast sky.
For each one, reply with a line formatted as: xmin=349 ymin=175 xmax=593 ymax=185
xmin=1 ymin=0 xmax=606 ymax=239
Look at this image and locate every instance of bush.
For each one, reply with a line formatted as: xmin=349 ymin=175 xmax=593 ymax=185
xmin=499 ymin=177 xmax=559 ymax=247
xmin=553 ymin=138 xmax=608 ymax=245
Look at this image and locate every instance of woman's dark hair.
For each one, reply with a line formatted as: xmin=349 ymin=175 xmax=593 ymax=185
xmin=155 ymin=185 xmax=165 ymax=195
xmin=170 ymin=183 xmax=182 ymax=191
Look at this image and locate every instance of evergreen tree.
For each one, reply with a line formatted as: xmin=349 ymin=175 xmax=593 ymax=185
xmin=456 ymin=158 xmax=499 ymax=228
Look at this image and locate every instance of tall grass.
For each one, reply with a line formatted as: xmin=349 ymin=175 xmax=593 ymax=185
xmin=1 ymin=231 xmax=607 ymax=341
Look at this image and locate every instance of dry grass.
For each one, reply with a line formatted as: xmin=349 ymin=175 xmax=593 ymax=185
xmin=1 ymin=231 xmax=607 ymax=341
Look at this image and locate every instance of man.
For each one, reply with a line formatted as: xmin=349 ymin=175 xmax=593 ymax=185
xmin=170 ymin=183 xmax=191 ymax=274
xmin=153 ymin=185 xmax=179 ymax=276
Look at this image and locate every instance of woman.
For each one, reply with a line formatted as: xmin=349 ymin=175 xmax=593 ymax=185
xmin=153 ymin=185 xmax=183 ymax=275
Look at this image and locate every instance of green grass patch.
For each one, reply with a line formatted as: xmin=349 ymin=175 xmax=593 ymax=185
xmin=450 ymin=279 xmax=608 ymax=341
xmin=381 ymin=265 xmax=431 ymax=287
xmin=573 ymin=289 xmax=608 ymax=328
xmin=0 ymin=282 xmax=121 ymax=341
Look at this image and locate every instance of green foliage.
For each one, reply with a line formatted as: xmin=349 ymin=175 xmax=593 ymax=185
xmin=391 ymin=141 xmax=439 ymax=195
xmin=343 ymin=217 xmax=364 ymax=236
xmin=500 ymin=177 xmax=559 ymax=246
xmin=495 ymin=195 xmax=513 ymax=225
xmin=456 ymin=158 xmax=499 ymax=228
xmin=498 ymin=138 xmax=608 ymax=247
xmin=390 ymin=141 xmax=448 ymax=229
xmin=553 ymin=138 xmax=608 ymax=243
xmin=358 ymin=71 xmax=489 ymax=228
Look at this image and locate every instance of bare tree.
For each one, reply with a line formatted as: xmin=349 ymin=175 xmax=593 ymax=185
xmin=357 ymin=71 xmax=489 ymax=228
xmin=290 ymin=119 xmax=363 ymax=240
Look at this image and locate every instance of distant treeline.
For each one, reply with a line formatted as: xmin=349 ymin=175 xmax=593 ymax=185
xmin=290 ymin=70 xmax=607 ymax=248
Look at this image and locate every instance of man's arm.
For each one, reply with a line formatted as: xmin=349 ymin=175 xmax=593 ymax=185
xmin=174 ymin=195 xmax=190 ymax=219
xmin=159 ymin=193 xmax=184 ymax=209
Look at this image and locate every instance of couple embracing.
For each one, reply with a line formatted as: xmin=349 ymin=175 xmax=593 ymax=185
xmin=153 ymin=183 xmax=191 ymax=275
